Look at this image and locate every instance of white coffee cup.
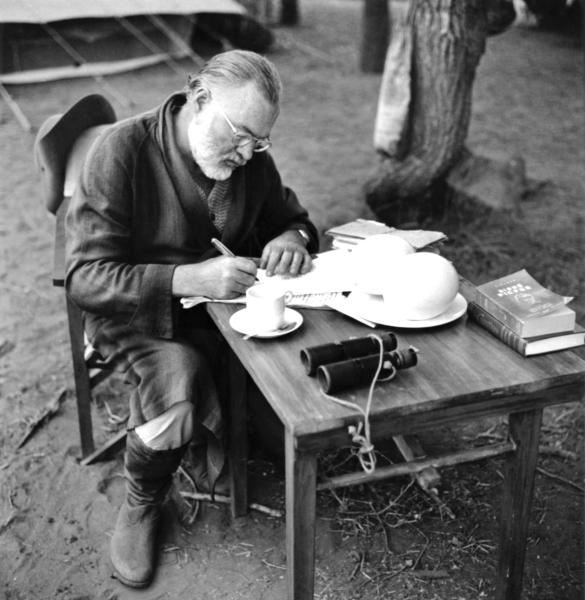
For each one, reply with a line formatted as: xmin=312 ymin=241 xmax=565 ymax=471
xmin=245 ymin=285 xmax=292 ymax=331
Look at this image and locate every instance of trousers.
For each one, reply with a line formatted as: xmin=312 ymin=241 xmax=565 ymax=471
xmin=87 ymin=308 xmax=226 ymax=450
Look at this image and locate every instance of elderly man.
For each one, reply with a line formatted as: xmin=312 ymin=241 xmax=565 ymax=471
xmin=65 ymin=50 xmax=318 ymax=588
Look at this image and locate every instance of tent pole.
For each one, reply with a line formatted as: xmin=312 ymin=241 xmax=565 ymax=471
xmin=0 ymin=83 xmax=33 ymax=132
xmin=116 ymin=17 xmax=186 ymax=77
xmin=41 ymin=23 xmax=133 ymax=109
xmin=146 ymin=15 xmax=204 ymax=69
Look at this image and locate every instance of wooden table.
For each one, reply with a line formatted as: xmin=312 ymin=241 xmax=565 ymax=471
xmin=206 ymin=303 xmax=585 ymax=600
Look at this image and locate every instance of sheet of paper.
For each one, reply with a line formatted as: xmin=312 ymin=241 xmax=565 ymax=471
xmin=255 ymin=249 xmax=355 ymax=295
xmin=181 ymin=250 xmax=356 ymax=309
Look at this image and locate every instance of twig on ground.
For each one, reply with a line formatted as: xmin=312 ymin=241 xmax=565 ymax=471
xmin=536 ymin=467 xmax=584 ymax=493
xmin=16 ymin=388 xmax=67 ymax=449
xmin=179 ymin=491 xmax=283 ymax=518
xmin=552 ymin=406 xmax=578 ymax=423
xmin=262 ymin=559 xmax=286 ymax=570
xmin=469 ymin=423 xmax=505 ymax=442
xmin=379 ymin=564 xmax=408 ymax=583
xmin=178 ymin=464 xmax=198 ymax=491
xmin=0 ymin=339 xmax=15 ymax=360
xmin=0 ymin=511 xmax=17 ymax=535
xmin=411 ymin=532 xmax=430 ymax=570
xmin=376 ymin=514 xmax=392 ymax=554
xmin=177 ymin=465 xmax=201 ymax=524
xmin=327 ymin=487 xmax=347 ymax=510
xmin=348 ymin=557 xmax=361 ymax=581
xmin=359 ymin=552 xmax=372 ymax=581
xmin=0 ymin=452 xmax=46 ymax=471
xmin=248 ymin=502 xmax=282 ymax=518
xmin=426 ymin=488 xmax=456 ymax=520
xmin=538 ymin=445 xmax=578 ymax=461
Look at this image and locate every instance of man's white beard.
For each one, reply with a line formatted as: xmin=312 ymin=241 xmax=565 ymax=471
xmin=187 ymin=118 xmax=233 ymax=181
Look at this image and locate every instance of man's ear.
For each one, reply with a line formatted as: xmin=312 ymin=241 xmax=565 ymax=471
xmin=192 ymin=87 xmax=211 ymax=113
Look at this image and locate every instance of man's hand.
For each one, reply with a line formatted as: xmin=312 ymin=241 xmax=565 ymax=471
xmin=260 ymin=230 xmax=312 ymax=277
xmin=172 ymin=256 xmax=257 ymax=299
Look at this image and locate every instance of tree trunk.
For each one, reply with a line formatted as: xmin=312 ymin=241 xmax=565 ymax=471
xmin=364 ymin=0 xmax=490 ymax=224
xmin=280 ymin=0 xmax=300 ymax=26
xmin=360 ymin=0 xmax=390 ymax=73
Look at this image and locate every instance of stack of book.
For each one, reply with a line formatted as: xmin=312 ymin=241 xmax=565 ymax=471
xmin=325 ymin=218 xmax=447 ymax=251
xmin=460 ymin=270 xmax=584 ymax=356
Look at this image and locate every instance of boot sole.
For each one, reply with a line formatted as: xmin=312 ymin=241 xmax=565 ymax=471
xmin=111 ymin=561 xmax=153 ymax=589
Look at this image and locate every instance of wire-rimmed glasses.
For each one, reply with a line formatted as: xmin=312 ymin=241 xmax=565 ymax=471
xmin=214 ymin=102 xmax=272 ymax=153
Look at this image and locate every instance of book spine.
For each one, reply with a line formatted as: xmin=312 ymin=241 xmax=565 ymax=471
xmin=472 ymin=289 xmax=525 ymax=336
xmin=467 ymin=302 xmax=528 ymax=355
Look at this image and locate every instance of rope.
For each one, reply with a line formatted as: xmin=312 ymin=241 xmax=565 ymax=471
xmin=321 ymin=334 xmax=396 ymax=474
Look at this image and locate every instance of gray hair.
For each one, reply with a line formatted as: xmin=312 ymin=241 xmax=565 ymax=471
xmin=186 ymin=50 xmax=282 ymax=106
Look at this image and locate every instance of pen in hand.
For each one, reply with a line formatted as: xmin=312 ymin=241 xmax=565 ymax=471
xmin=211 ymin=237 xmax=235 ymax=257
xmin=211 ymin=237 xmax=260 ymax=282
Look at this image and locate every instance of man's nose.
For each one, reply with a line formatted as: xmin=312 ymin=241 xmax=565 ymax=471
xmin=236 ymin=143 xmax=255 ymax=162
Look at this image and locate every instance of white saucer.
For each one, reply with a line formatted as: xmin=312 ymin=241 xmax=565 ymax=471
xmin=229 ymin=307 xmax=303 ymax=338
xmin=345 ymin=292 xmax=468 ymax=328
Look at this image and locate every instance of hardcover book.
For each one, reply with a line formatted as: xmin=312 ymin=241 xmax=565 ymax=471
xmin=325 ymin=219 xmax=447 ymax=250
xmin=325 ymin=219 xmax=393 ymax=240
xmin=466 ymin=301 xmax=584 ymax=356
xmin=471 ymin=270 xmax=575 ymax=338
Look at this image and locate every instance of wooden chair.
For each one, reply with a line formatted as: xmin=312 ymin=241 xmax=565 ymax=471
xmin=35 ymin=95 xmax=126 ymax=465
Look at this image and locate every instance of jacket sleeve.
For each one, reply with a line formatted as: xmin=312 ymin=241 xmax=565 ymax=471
xmin=252 ymin=153 xmax=319 ymax=253
xmin=65 ymin=131 xmax=176 ymax=339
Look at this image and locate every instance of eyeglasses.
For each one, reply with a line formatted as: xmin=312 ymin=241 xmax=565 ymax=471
xmin=215 ymin=102 xmax=272 ymax=153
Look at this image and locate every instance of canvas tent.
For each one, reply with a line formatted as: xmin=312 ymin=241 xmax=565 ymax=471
xmin=0 ymin=0 xmax=277 ymax=130
xmin=0 ymin=0 xmax=247 ymax=84
xmin=0 ymin=0 xmax=244 ymax=24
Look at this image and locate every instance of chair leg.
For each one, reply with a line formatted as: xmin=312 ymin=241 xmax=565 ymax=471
xmin=227 ymin=348 xmax=249 ymax=517
xmin=65 ymin=296 xmax=95 ymax=458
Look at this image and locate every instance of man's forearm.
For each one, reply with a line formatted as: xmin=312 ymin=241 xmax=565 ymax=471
xmin=172 ymin=264 xmax=202 ymax=297
xmin=66 ymin=261 xmax=176 ymax=337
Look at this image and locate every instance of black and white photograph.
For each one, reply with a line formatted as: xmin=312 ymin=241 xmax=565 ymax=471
xmin=1 ymin=1 xmax=583 ymax=599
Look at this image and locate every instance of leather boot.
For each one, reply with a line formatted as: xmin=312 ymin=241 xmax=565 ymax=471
xmin=188 ymin=441 xmax=230 ymax=497
xmin=110 ymin=430 xmax=187 ymax=588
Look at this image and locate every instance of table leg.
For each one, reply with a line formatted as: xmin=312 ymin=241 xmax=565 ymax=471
xmin=228 ymin=349 xmax=248 ymax=518
xmin=496 ymin=408 xmax=543 ymax=600
xmin=286 ymin=430 xmax=318 ymax=600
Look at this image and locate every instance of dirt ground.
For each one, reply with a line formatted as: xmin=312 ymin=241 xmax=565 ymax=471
xmin=0 ymin=1 xmax=584 ymax=599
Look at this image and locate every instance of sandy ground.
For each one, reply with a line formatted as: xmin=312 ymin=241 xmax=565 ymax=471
xmin=0 ymin=1 xmax=583 ymax=599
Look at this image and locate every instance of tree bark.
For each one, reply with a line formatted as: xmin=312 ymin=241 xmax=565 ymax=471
xmin=360 ymin=0 xmax=390 ymax=73
xmin=364 ymin=0 xmax=495 ymax=224
xmin=280 ymin=0 xmax=300 ymax=26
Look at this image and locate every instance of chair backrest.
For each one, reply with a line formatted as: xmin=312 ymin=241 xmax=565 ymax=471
xmin=33 ymin=95 xmax=116 ymax=285
xmin=32 ymin=96 xmax=125 ymax=464
xmin=52 ymin=125 xmax=114 ymax=285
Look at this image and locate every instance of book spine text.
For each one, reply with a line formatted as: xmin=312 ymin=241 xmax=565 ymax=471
xmin=467 ymin=302 xmax=528 ymax=355
xmin=472 ymin=291 xmax=525 ymax=336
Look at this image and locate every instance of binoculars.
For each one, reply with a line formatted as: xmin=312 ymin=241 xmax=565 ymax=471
xmin=300 ymin=333 xmax=418 ymax=394
xmin=300 ymin=332 xmax=397 ymax=375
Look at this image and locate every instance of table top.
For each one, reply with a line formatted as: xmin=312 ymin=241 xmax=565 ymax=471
xmin=207 ymin=303 xmax=585 ymax=451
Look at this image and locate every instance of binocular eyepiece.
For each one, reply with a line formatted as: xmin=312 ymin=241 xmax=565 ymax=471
xmin=316 ymin=347 xmax=418 ymax=394
xmin=300 ymin=332 xmax=397 ymax=376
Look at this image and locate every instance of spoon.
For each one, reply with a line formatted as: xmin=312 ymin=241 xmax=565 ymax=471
xmin=243 ymin=320 xmax=296 ymax=340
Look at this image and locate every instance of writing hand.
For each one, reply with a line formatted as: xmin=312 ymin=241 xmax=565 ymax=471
xmin=260 ymin=230 xmax=312 ymax=277
xmin=172 ymin=256 xmax=257 ymax=299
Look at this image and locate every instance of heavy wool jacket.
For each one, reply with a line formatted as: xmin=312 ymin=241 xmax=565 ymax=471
xmin=65 ymin=93 xmax=318 ymax=340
